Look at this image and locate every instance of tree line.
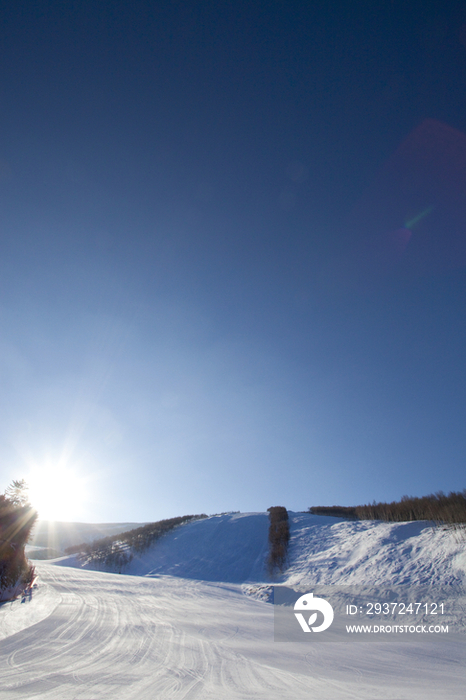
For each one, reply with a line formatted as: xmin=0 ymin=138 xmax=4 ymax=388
xmin=308 ymin=490 xmax=466 ymax=524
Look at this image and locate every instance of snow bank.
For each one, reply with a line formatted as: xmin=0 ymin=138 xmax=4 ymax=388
xmin=0 ymin=581 xmax=60 ymax=640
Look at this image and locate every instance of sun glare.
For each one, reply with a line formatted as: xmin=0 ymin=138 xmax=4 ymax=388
xmin=27 ymin=461 xmax=89 ymax=522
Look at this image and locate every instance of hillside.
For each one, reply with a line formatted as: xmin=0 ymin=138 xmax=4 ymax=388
xmin=284 ymin=513 xmax=466 ymax=588
xmin=47 ymin=511 xmax=466 ymax=589
xmin=3 ymin=511 xmax=466 ymax=699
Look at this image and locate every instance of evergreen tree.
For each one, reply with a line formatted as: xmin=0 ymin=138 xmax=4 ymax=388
xmin=4 ymin=479 xmax=30 ymax=507
xmin=0 ymin=480 xmax=37 ymax=600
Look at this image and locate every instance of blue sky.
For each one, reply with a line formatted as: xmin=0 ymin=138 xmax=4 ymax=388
xmin=1 ymin=1 xmax=466 ymax=522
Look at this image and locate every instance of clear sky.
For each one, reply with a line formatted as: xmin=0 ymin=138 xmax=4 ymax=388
xmin=1 ymin=1 xmax=466 ymax=522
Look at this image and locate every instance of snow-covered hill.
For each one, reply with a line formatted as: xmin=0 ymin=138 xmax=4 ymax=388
xmin=1 ymin=512 xmax=465 ymax=699
xmin=285 ymin=512 xmax=466 ymax=588
xmin=50 ymin=511 xmax=466 ymax=590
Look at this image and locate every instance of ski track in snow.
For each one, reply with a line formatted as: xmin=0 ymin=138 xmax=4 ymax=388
xmin=0 ymin=512 xmax=465 ymax=699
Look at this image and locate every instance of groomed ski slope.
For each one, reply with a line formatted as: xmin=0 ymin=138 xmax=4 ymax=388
xmin=52 ymin=510 xmax=466 ymax=588
xmin=0 ymin=512 xmax=465 ymax=699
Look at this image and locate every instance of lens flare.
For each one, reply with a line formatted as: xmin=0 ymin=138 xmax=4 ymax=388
xmin=405 ymin=205 xmax=433 ymax=230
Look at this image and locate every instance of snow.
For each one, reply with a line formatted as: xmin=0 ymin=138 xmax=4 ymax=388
xmin=1 ymin=512 xmax=465 ymax=699
xmin=0 ymin=582 xmax=60 ymax=642
xmin=115 ymin=511 xmax=270 ymax=582
xmin=282 ymin=513 xmax=466 ymax=588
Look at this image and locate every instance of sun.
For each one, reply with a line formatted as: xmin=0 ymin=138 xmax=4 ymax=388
xmin=26 ymin=461 xmax=89 ymax=522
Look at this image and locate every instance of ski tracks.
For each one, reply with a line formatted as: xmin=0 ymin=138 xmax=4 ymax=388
xmin=0 ymin=564 xmax=317 ymax=699
xmin=1 ymin=563 xmax=465 ymax=699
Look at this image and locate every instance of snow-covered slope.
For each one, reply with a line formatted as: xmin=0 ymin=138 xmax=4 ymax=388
xmin=120 ymin=511 xmax=269 ymax=582
xmin=283 ymin=513 xmax=466 ymax=588
xmin=4 ymin=563 xmax=465 ymax=700
xmin=2 ymin=512 xmax=465 ymax=699
xmin=50 ymin=511 xmax=466 ymax=589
